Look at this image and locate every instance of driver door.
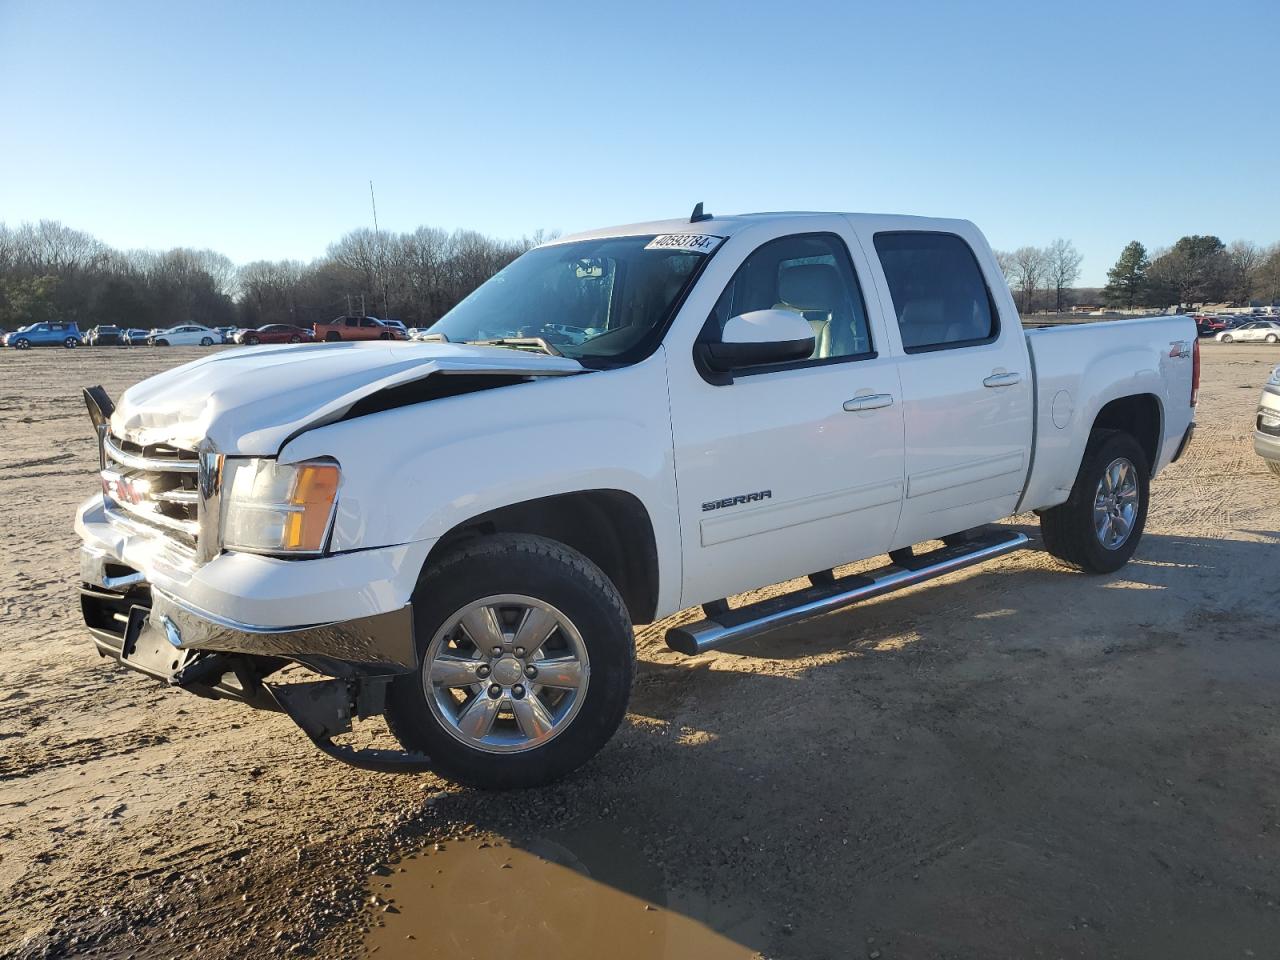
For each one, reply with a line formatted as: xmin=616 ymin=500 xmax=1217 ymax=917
xmin=666 ymin=230 xmax=905 ymax=607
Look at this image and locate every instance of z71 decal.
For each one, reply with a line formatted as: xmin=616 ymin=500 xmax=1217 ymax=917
xmin=702 ymin=490 xmax=772 ymax=512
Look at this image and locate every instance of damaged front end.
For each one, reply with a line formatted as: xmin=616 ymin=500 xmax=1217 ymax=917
xmin=77 ymin=384 xmax=436 ymax=773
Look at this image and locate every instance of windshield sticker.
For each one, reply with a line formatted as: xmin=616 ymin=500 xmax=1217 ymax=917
xmin=644 ymin=234 xmax=725 ymax=254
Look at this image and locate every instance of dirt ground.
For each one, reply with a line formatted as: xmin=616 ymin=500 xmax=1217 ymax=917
xmin=2 ymin=342 xmax=1279 ymax=960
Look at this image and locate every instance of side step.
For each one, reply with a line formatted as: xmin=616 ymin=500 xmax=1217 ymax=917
xmin=665 ymin=528 xmax=1029 ymax=656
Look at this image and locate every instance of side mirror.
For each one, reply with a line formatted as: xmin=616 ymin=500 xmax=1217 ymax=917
xmin=698 ymin=309 xmax=815 ymax=380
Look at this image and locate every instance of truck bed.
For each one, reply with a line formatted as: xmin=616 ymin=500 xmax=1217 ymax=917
xmin=1018 ymin=314 xmax=1197 ymax=512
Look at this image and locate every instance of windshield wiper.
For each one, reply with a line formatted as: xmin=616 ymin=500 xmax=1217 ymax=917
xmin=464 ymin=337 xmax=562 ymax=357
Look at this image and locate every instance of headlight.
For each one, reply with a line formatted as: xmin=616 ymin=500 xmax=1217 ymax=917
xmin=221 ymin=458 xmax=340 ymax=555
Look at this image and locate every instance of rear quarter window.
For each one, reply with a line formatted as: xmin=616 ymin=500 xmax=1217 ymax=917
xmin=873 ymin=232 xmax=999 ymax=353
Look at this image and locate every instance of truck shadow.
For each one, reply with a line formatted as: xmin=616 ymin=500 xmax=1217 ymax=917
xmin=387 ymin=528 xmax=1280 ymax=960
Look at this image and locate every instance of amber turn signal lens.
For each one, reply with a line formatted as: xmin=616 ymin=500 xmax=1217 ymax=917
xmin=282 ymin=463 xmax=341 ymax=552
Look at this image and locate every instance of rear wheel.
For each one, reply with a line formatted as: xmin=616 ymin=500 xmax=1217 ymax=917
xmin=63 ymin=337 xmax=78 ymax=348
xmin=154 ymin=339 xmax=169 ymax=346
xmin=288 ymin=335 xmax=300 ymax=343
xmin=1222 ymin=334 xmax=1234 ymax=343
xmin=325 ymin=331 xmax=341 ymax=342
xmin=386 ymin=534 xmax=634 ymax=789
xmin=1267 ymin=334 xmax=1278 ymax=344
xmin=1040 ymin=430 xmax=1149 ymax=574
xmin=245 ymin=335 xmax=260 ymax=345
xmin=200 ymin=336 xmax=213 ymax=346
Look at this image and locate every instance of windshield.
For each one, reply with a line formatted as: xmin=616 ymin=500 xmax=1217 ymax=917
xmin=428 ymin=235 xmax=716 ymax=362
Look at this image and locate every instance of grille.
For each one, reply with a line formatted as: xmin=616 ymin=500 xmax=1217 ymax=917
xmin=102 ymin=433 xmax=201 ymax=545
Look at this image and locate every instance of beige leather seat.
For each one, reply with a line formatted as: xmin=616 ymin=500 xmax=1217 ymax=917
xmin=775 ymin=263 xmax=843 ymax=359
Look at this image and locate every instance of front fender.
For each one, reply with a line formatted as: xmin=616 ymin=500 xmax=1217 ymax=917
xmin=280 ymin=350 xmax=682 ymax=612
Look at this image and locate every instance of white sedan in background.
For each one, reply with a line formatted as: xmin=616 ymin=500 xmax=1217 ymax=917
xmin=1218 ymin=321 xmax=1280 ymax=344
xmin=149 ymin=325 xmax=221 ymax=346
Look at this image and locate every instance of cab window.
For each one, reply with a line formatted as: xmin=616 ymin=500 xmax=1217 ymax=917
xmin=707 ymin=233 xmax=874 ymax=369
xmin=873 ymin=232 xmax=999 ymax=353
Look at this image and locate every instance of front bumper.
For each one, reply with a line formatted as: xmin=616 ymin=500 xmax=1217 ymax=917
xmin=77 ymin=498 xmax=436 ymax=771
xmin=76 ymin=495 xmax=432 ymax=672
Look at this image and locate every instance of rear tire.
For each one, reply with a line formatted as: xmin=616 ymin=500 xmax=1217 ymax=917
xmin=1222 ymin=334 xmax=1234 ymax=343
xmin=289 ymin=335 xmax=300 ymax=343
xmin=325 ymin=332 xmax=341 ymax=342
xmin=1040 ymin=429 xmax=1150 ymax=574
xmin=1267 ymin=334 xmax=1278 ymax=344
xmin=63 ymin=337 xmax=78 ymax=348
xmin=246 ymin=335 xmax=260 ymax=345
xmin=386 ymin=534 xmax=635 ymax=789
xmin=200 ymin=337 xmax=213 ymax=346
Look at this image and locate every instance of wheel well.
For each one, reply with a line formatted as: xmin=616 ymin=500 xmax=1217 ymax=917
xmin=426 ymin=490 xmax=660 ymax=625
xmin=1092 ymin=394 xmax=1161 ymax=471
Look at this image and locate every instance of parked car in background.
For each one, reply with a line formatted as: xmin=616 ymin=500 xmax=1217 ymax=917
xmin=216 ymin=326 xmax=238 ymax=343
xmin=234 ymin=324 xmax=315 ymax=345
xmin=148 ymin=325 xmax=221 ymax=346
xmin=121 ymin=328 xmax=150 ymax=346
xmin=1255 ymin=365 xmax=1280 ymax=477
xmin=4 ymin=321 xmax=82 ymax=349
xmin=1217 ymin=320 xmax=1280 ymax=343
xmin=313 ymin=315 xmax=408 ymax=341
xmin=86 ymin=325 xmax=125 ymax=346
xmin=1196 ymin=315 xmax=1229 ymax=336
xmin=381 ymin=319 xmax=409 ymax=335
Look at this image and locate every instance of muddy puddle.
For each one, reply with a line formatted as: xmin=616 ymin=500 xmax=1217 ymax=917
xmin=363 ymin=822 xmax=763 ymax=958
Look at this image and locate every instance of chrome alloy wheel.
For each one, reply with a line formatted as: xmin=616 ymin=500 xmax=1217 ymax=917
xmin=422 ymin=594 xmax=590 ymax=754
xmin=1093 ymin=457 xmax=1140 ymax=550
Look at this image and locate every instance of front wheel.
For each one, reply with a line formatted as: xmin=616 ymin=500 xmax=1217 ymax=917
xmin=200 ymin=337 xmax=213 ymax=346
xmin=14 ymin=338 xmax=30 ymax=350
xmin=1040 ymin=430 xmax=1150 ymax=574
xmin=288 ymin=335 xmax=300 ymax=343
xmin=386 ymin=534 xmax=635 ymax=789
xmin=325 ymin=332 xmax=341 ymax=342
xmin=1221 ymin=334 xmax=1234 ymax=343
xmin=245 ymin=335 xmax=260 ymax=345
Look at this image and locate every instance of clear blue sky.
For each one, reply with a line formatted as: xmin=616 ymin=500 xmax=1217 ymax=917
xmin=1 ymin=0 xmax=1276 ymax=286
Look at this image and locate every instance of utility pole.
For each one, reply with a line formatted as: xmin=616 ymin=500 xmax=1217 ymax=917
xmin=370 ymin=180 xmax=392 ymax=322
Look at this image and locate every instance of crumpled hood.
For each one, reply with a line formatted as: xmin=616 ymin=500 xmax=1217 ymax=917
xmin=110 ymin=341 xmax=585 ymax=455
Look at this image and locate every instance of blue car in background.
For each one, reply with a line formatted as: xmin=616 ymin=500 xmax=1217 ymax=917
xmin=3 ymin=321 xmax=83 ymax=349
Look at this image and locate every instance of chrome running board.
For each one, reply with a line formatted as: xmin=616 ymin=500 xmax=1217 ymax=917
xmin=666 ymin=529 xmax=1029 ymax=656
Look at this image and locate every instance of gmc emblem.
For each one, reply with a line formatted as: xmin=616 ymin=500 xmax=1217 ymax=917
xmin=101 ymin=470 xmax=146 ymax=505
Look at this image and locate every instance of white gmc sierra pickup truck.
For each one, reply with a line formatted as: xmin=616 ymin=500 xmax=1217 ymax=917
xmin=75 ymin=209 xmax=1198 ymax=788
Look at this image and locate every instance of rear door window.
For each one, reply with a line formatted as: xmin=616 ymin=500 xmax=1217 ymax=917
xmin=873 ymin=232 xmax=999 ymax=353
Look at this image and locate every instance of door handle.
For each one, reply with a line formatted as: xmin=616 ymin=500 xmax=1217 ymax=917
xmin=843 ymin=394 xmax=894 ymax=412
xmin=983 ymin=372 xmax=1022 ymax=388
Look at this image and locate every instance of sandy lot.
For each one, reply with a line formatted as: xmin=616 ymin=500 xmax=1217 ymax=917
xmin=2 ymin=342 xmax=1279 ymax=960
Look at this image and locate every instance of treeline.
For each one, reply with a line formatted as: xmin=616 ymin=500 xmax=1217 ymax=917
xmin=994 ymin=235 xmax=1280 ymax=314
xmin=1097 ymin=237 xmax=1280 ymax=310
xmin=0 ymin=220 xmax=551 ymax=331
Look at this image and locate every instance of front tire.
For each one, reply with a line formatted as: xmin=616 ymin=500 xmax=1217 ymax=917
xmin=386 ymin=534 xmax=635 ymax=789
xmin=200 ymin=337 xmax=213 ymax=346
xmin=245 ymin=335 xmax=260 ymax=345
xmin=154 ymin=339 xmax=168 ymax=346
xmin=325 ymin=332 xmax=341 ymax=342
xmin=14 ymin=338 xmax=30 ymax=350
xmin=1040 ymin=429 xmax=1150 ymax=574
xmin=1222 ymin=334 xmax=1234 ymax=343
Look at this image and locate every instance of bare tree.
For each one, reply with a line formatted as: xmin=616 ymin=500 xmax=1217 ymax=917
xmin=1007 ymin=246 xmax=1049 ymax=314
xmin=1227 ymin=240 xmax=1263 ymax=305
xmin=1045 ymin=238 xmax=1083 ymax=313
